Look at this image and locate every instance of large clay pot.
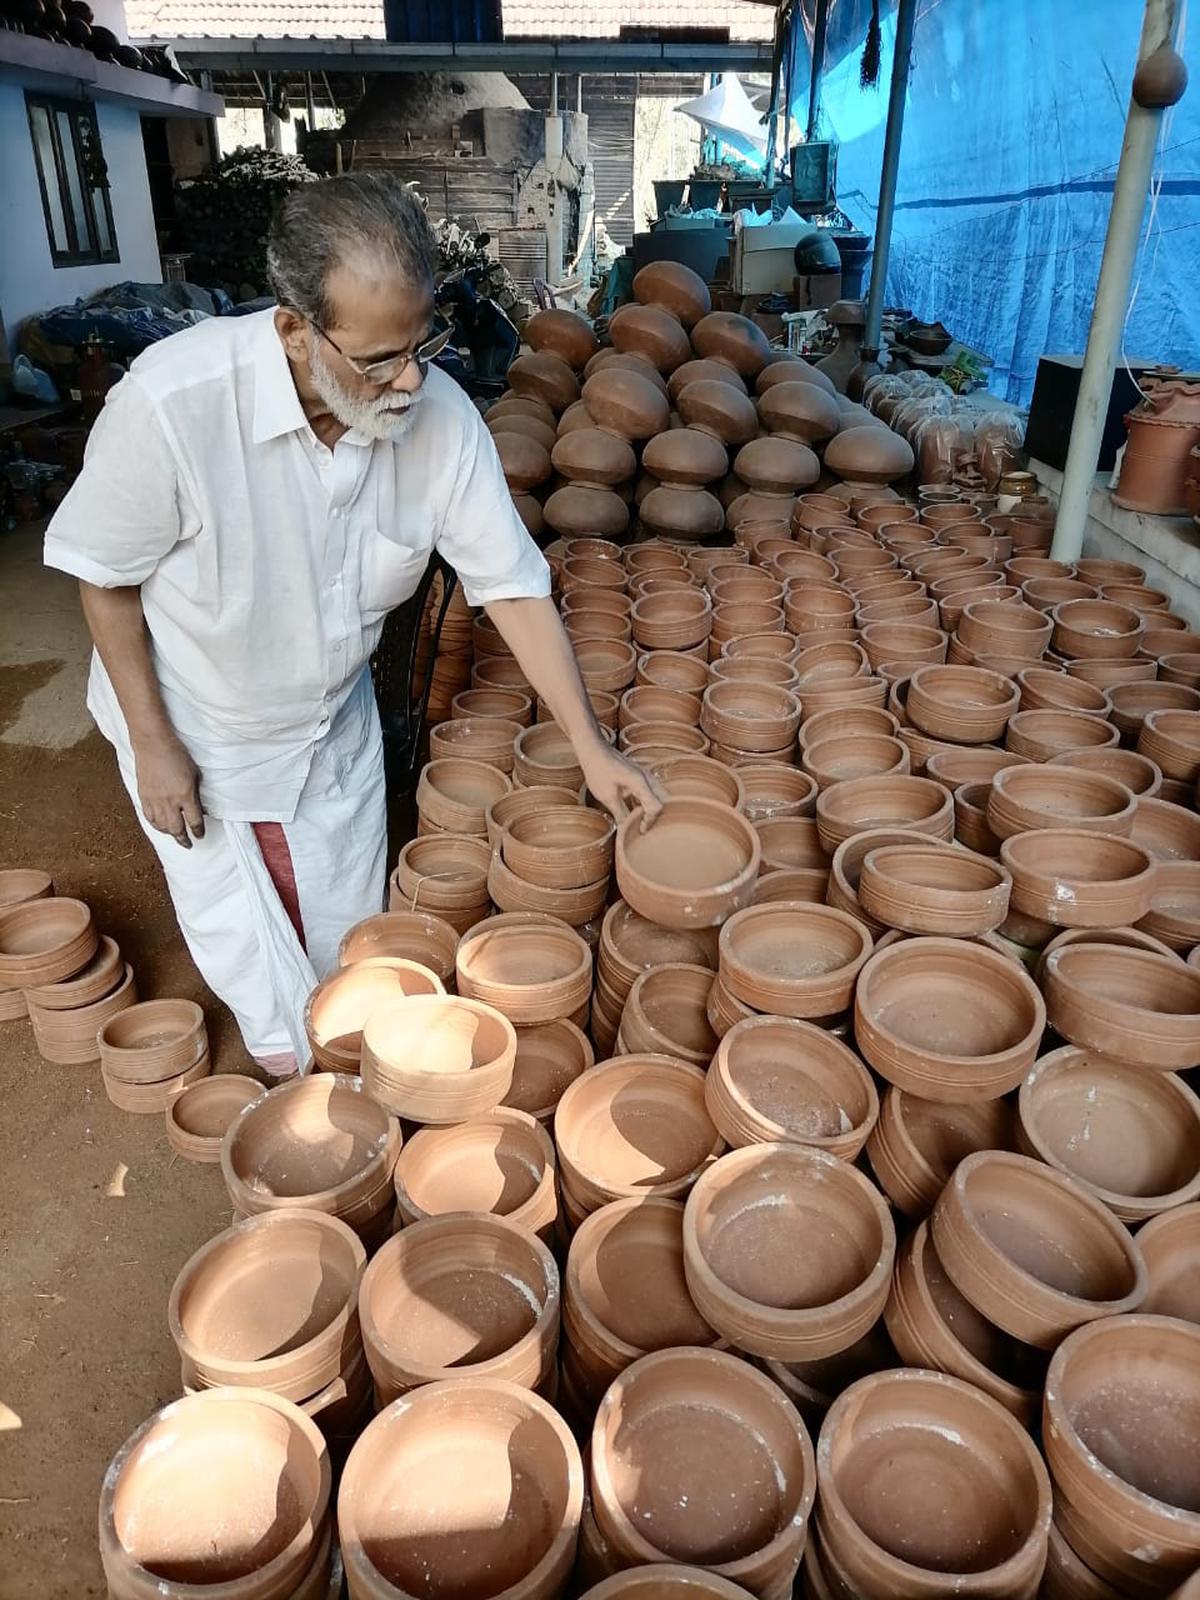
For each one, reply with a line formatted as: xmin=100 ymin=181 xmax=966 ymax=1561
xmin=634 ymin=260 xmax=712 ymax=327
xmin=824 ymin=425 xmax=915 ymax=485
xmin=813 ymin=300 xmax=866 ymax=394
xmin=544 ymin=483 xmax=630 ymax=538
xmin=640 ymin=485 xmax=725 ymax=541
xmin=756 ymin=356 xmax=839 ymax=399
xmin=583 ymin=367 xmax=671 ymax=440
xmin=524 ymin=307 xmax=599 ymax=369
xmin=552 ymin=428 xmax=637 ymax=487
xmin=758 ymin=382 xmax=841 ymax=444
xmin=735 ymin=437 xmax=820 ymax=494
xmin=611 ymin=303 xmax=692 ymax=374
xmin=507 ymin=351 xmax=581 ymax=413
xmin=691 ymin=311 xmax=774 ymax=379
xmin=585 ymin=348 xmax=668 ymax=389
xmin=676 ymin=378 xmax=759 ymax=446
xmin=668 ymin=358 xmax=748 ymax=403
xmin=643 ymin=427 xmax=728 ymax=485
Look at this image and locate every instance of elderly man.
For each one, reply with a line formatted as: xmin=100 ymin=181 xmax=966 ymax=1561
xmin=45 ymin=173 xmax=659 ymax=1077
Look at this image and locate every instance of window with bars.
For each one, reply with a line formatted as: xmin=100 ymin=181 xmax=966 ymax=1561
xmin=26 ymin=94 xmax=118 ymax=268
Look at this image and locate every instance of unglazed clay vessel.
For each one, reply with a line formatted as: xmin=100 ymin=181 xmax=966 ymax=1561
xmin=610 ymin=303 xmax=692 ymax=373
xmin=583 ymin=367 xmax=671 ymax=441
xmin=615 ymin=798 xmax=760 ymax=929
xmin=691 ymin=311 xmax=773 ymax=378
xmin=1041 ymin=942 xmax=1200 ymax=1069
xmin=523 ymin=306 xmax=598 ymax=368
xmin=866 ymin=1088 xmax=1015 ymax=1218
xmin=634 ymin=260 xmax=712 ymax=327
xmin=717 ymin=903 xmax=872 ymax=1020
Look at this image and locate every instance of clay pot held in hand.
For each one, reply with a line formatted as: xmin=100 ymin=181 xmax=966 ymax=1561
xmin=615 ymin=798 xmax=760 ymax=930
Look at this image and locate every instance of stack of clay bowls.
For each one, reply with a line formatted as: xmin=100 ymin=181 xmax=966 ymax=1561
xmin=338 ymin=908 xmax=460 ymax=988
xmin=0 ymin=886 xmax=136 ymax=1058
xmin=0 ymin=867 xmax=54 ymax=1020
xmin=25 ymin=932 xmax=137 ymax=1064
xmin=593 ymin=900 xmax=718 ymax=1058
xmin=390 ymin=830 xmax=493 ymax=933
xmin=169 ymin=1208 xmax=372 ymax=1441
xmin=490 ymin=805 xmax=615 ymax=929
xmin=393 ymin=1105 xmax=558 ymax=1240
xmin=359 ymin=992 xmax=517 ymax=1125
xmin=97 ymin=998 xmax=210 ymax=1112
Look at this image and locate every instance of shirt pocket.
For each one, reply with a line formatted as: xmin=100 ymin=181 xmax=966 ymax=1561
xmin=359 ymin=529 xmax=432 ymax=623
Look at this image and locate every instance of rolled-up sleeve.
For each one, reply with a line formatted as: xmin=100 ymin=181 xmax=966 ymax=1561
xmin=434 ymin=399 xmax=551 ymax=608
xmin=44 ymin=376 xmax=183 ymax=588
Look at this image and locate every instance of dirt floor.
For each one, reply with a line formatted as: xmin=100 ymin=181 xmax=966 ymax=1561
xmin=0 ymin=525 xmax=248 ymax=1597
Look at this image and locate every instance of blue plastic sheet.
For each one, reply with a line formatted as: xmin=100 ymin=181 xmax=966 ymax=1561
xmin=781 ymin=0 xmax=1200 ymax=402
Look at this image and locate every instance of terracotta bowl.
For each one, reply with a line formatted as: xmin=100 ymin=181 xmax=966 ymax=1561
xmin=305 ymin=960 xmax=444 ymax=1073
xmin=456 ymin=914 xmax=592 ymax=1024
xmin=393 ymin=832 xmax=491 ymax=915
xmin=1065 ymin=654 xmax=1157 ymax=689
xmin=360 ymin=995 xmax=516 ymax=1123
xmin=904 ymin=664 xmax=1020 ymax=745
xmin=815 ymin=774 xmax=955 ymax=854
xmin=169 ymin=1209 xmax=366 ymax=1399
xmin=620 ymin=684 xmax=704 ymax=732
xmin=590 ymin=1347 xmax=815 ymax=1589
xmin=0 ymin=866 xmax=53 ymax=908
xmin=514 ymin=722 xmax=588 ymax=789
xmin=706 ymin=1014 xmax=878 ymax=1161
xmin=1000 ymin=829 xmax=1156 ymax=929
xmin=958 ymin=599 xmax=1052 ymax=662
xmin=987 ymin=762 xmax=1137 ymax=841
xmin=647 ymin=754 xmax=746 ymax=810
xmin=1023 ymin=577 xmax=1101 ymax=611
xmin=854 ymin=936 xmax=1045 ymax=1101
xmin=885 ymin=1222 xmax=1046 ymax=1423
xmin=717 ymin=902 xmax=871 ymax=1020
xmin=826 ymin=826 xmax=954 ymax=936
xmin=737 ymin=765 xmax=817 ymax=822
xmin=450 ymin=687 xmax=534 ymax=728
xmin=428 ymin=716 xmax=522 ymax=773
xmin=501 ymin=1017 xmax=593 ymax=1126
xmin=1043 ymin=1315 xmax=1200 ymax=1593
xmin=577 ymin=1567 xmax=757 ymax=1600
xmin=752 ymin=868 xmax=830 ymax=907
xmin=1005 ymin=708 xmax=1120 ymax=761
xmin=636 ymin=649 xmax=711 ymax=697
xmin=1109 ymin=681 xmax=1200 ymax=748
xmin=816 ymin=1368 xmax=1051 ymax=1597
xmin=699 ymin=681 xmax=801 ymax=755
xmin=615 ymin=798 xmax=760 ymax=930
xmin=631 ymin=589 xmax=714 ymax=652
xmin=337 ymin=910 xmax=459 ymax=983
xmin=931 ymin=1150 xmax=1147 ymax=1349
xmin=0 ymin=895 xmax=97 ymax=988
xmin=165 ymin=1074 xmax=265 ymax=1164
xmin=574 ymin=637 xmax=639 ymax=693
xmin=358 ymin=1213 xmax=558 ymax=1400
xmin=1051 ymin=599 xmax=1145 ymax=660
xmin=619 ymin=963 xmax=718 ymax=1067
xmin=97 ymin=998 xmax=207 ymax=1084
xmin=801 ymin=733 xmax=910 ymax=789
xmin=339 ymin=1379 xmax=582 ymax=1600
xmin=858 ymin=842 xmax=1011 ymax=936
xmin=554 ymin=1054 xmax=722 ymax=1215
xmin=1016 ymin=665 xmax=1111 ymax=718
xmin=1137 ymin=859 xmax=1200 ymax=953
xmin=99 ymin=1388 xmax=330 ymax=1600
xmin=797 ymin=704 xmax=899 ymax=749
xmin=416 ymin=757 xmax=513 ymax=837
xmin=393 ymin=1106 xmax=557 ymax=1236
xmin=683 ymin=1143 xmax=894 ymax=1362
xmin=599 ymin=900 xmax=719 ymax=995
xmin=924 ymin=746 xmax=1027 ymax=788
xmin=564 ymin=1197 xmax=722 ymax=1400
xmin=866 ymin=1088 xmax=1015 ymax=1219
xmin=500 ymin=806 xmax=615 ymax=891
xmin=1137 ymin=1202 xmax=1200 ymax=1322
xmin=1132 ymin=794 xmax=1200 ymax=860
xmin=1041 ymin=942 xmax=1200 ymax=1070
xmin=1018 ymin=1045 xmax=1200 ymax=1222
xmin=1049 ymin=744 xmax=1163 ymax=799
xmin=1138 ymin=707 xmax=1200 ymax=783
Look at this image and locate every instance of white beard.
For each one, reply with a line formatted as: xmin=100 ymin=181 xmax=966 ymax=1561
xmin=309 ymin=337 xmax=424 ymax=442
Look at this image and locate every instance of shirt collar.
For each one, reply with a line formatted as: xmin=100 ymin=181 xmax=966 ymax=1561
xmin=251 ymin=310 xmax=310 ymax=444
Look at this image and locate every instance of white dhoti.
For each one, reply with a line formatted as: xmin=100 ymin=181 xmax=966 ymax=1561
xmin=105 ymin=688 xmax=387 ymax=1064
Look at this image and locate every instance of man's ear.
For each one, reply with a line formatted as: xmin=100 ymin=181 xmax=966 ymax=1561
xmin=274 ymin=306 xmax=309 ymax=365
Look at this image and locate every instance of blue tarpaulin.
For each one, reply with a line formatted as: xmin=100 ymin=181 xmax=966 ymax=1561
xmin=780 ymin=0 xmax=1200 ymax=402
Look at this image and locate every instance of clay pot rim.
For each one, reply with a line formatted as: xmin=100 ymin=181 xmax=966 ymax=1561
xmin=990 ymin=764 xmax=1138 ymax=835
xmin=718 ymin=902 xmax=873 ymax=1010
xmin=1000 ymin=827 xmax=1156 ymax=896
xmin=165 ymin=1072 xmax=266 ymax=1159
xmin=168 ymin=1208 xmax=367 ymax=1384
xmin=816 ymin=1365 xmax=1052 ymax=1587
xmin=711 ymin=1014 xmax=879 ymax=1150
xmin=394 ymin=1106 xmax=557 ymax=1229
xmin=576 ymin=1564 xmax=756 ymax=1600
xmin=0 ymin=894 xmax=94 ymax=973
xmin=98 ymin=1385 xmax=331 ymax=1600
xmin=1018 ymin=1044 xmax=1200 ymax=1214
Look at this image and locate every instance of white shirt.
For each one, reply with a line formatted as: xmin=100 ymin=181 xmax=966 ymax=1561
xmin=44 ymin=308 xmax=550 ymax=822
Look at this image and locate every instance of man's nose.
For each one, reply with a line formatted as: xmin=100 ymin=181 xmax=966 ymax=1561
xmin=390 ymin=362 xmax=425 ymax=396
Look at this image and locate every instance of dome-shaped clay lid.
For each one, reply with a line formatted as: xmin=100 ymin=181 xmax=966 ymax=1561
xmin=493 ymin=431 xmax=552 ymax=493
xmin=642 ymin=428 xmax=728 ymax=486
xmin=513 ymin=493 xmax=543 ymax=538
xmin=758 ymin=382 xmax=842 ymax=444
xmin=582 ymin=367 xmax=671 ymax=441
xmin=551 ymin=428 xmax=637 ymax=487
xmin=506 ymin=350 xmax=580 ymax=413
xmin=543 ymin=482 xmax=630 ymax=537
xmin=523 ymin=306 xmax=599 ymax=370
xmin=489 ymin=413 xmax=558 ymax=454
xmin=827 ymin=298 xmax=867 ymax=326
xmin=583 ymin=348 xmax=669 ymax=392
xmin=691 ymin=311 xmax=774 ymax=378
xmin=735 ymin=436 xmax=821 ymax=494
xmin=755 ymin=357 xmax=838 ymax=398
xmin=633 ymin=260 xmax=712 ymax=327
xmin=556 ymin=400 xmax=598 ymax=437
xmin=489 ymin=394 xmax=556 ymax=426
xmin=610 ymin=303 xmax=693 ymax=375
xmin=639 ymin=484 xmax=725 ymax=539
xmin=676 ymin=378 xmax=759 ymax=445
xmin=825 ymin=425 xmax=915 ymax=484
xmin=668 ymin=359 xmax=748 ymax=404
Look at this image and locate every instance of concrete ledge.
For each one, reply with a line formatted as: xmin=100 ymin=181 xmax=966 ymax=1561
xmin=0 ymin=31 xmax=223 ymax=118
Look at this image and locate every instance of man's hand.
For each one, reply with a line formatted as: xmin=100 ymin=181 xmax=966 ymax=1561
xmin=579 ymin=739 xmax=666 ymax=826
xmin=134 ymin=734 xmax=205 ymax=848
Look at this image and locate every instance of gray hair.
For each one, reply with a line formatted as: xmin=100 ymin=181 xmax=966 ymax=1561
xmin=267 ymin=172 xmax=438 ymax=324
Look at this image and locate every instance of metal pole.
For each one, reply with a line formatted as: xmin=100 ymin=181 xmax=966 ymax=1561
xmin=1051 ymin=0 xmax=1183 ymax=561
xmin=304 ymin=71 xmax=317 ymax=130
xmin=806 ymin=0 xmax=830 ymax=143
xmin=861 ymin=0 xmax=917 ymax=358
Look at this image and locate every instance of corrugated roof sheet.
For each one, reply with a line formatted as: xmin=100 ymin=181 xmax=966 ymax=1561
xmin=125 ymin=0 xmax=775 ymax=41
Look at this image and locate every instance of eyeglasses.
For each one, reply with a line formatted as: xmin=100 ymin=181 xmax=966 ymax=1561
xmin=311 ymin=319 xmax=454 ymax=383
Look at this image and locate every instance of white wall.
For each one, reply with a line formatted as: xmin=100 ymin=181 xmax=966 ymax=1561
xmin=0 ymin=79 xmax=162 ymax=345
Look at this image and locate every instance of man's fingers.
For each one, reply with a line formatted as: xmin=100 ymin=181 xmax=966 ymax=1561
xmin=182 ymin=790 xmax=205 ymax=840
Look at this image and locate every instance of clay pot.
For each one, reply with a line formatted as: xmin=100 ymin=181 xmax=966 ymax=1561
xmin=718 ymin=903 xmax=871 ymax=1020
xmin=1139 ymin=707 xmax=1200 ymax=783
xmin=957 ymin=599 xmax=1051 ymax=662
xmin=1159 ymin=652 xmax=1200 ymax=688
xmin=1138 ymin=859 xmax=1200 ymax=952
xmin=26 ymin=958 xmax=137 ymax=1065
xmin=358 ymin=994 xmax=515 ymax=1123
xmin=1016 ymin=666 xmax=1111 ymax=718
xmin=165 ymin=1074 xmax=265 ymax=1164
xmin=620 ymin=723 xmax=710 ymax=759
xmin=643 ymin=428 xmax=728 ymax=488
xmin=1138 ymin=1202 xmax=1200 ymax=1321
xmin=619 ymin=963 xmax=718 ymax=1067
xmin=1005 ymin=708 xmax=1120 ymax=761
xmin=737 ymin=765 xmax=818 ymax=823
xmin=574 ymin=637 xmax=639 ymax=693
xmin=101 ymin=1049 xmax=211 ymax=1114
xmin=97 ymin=998 xmax=206 ymax=1084
xmin=502 ymin=1017 xmax=593 ymax=1125
xmin=815 ymin=775 xmax=955 ymax=854
xmin=760 ymin=355 xmax=838 ymax=398
xmin=637 ymin=653 xmax=709 ymax=701
xmin=1000 ymin=829 xmax=1156 ymax=928
xmin=1018 ymin=1045 xmax=1200 ymax=1221
xmin=1132 ymin=795 xmax=1200 ymax=863
xmin=428 ymin=716 xmax=521 ymax=773
xmin=784 ymin=585 xmax=857 ymax=637
xmin=631 ymin=590 xmax=713 ymax=653
xmin=416 ymin=758 xmax=513 ymax=837
xmin=801 ymin=734 xmax=910 ymax=789
xmin=0 ymin=895 xmax=97 ymax=988
xmin=1022 ymin=577 xmax=1100 ymax=611
xmin=305 ymin=960 xmax=443 ymax=1074
xmin=455 ymin=914 xmax=591 ymax=1027
xmin=99 ymin=1388 xmax=331 ymax=1600
xmin=923 ymin=747 xmax=1026 ymax=788
xmin=0 ymin=866 xmax=53 ymax=907
xmin=1042 ymin=941 xmax=1200 ymax=1069
xmin=393 ymin=1107 xmax=557 ymax=1239
xmin=1043 ymin=1315 xmax=1200 ymax=1592
xmin=1066 ymin=654 xmax=1158 ymax=688
xmin=610 ymin=303 xmax=692 ymax=373
xmin=634 ymin=260 xmax=711 ymax=327
xmin=524 ymin=306 xmax=599 ymax=368
xmin=859 ymin=842 xmax=1011 ymax=935
xmin=1051 ymin=744 xmax=1163 ymax=799
xmin=676 ymin=378 xmax=759 ymax=446
xmin=902 ymin=664 xmax=1019 ymax=745
xmin=860 ymin=622 xmax=949 ymax=671
xmin=865 ymin=1087 xmax=1014 ymax=1218
xmin=551 ymin=428 xmax=638 ymax=489
xmin=854 ymin=935 xmax=1045 ymax=1100
xmin=1110 ymin=682 xmax=1200 ymax=749
xmin=931 ymin=1150 xmax=1147 ymax=1349
xmin=758 ymin=381 xmax=841 ymax=445
xmin=339 ymin=1378 xmax=582 ymax=1600
xmin=824 ymin=426 xmax=915 ymax=484
xmin=706 ymin=1013 xmax=878 ymax=1160
xmin=1052 ymin=599 xmax=1146 ymax=660
xmin=700 ymin=681 xmax=802 ymax=756
xmin=338 ymin=912 xmax=459 ymax=986
xmin=583 ymin=367 xmax=671 ymax=441
xmin=816 ymin=1367 xmax=1051 ymax=1598
xmin=554 ymin=1053 xmax=722 ymax=1217
xmin=508 ymin=351 xmax=581 ymax=413
xmin=615 ymin=798 xmax=760 ymax=930
xmin=986 ymin=762 xmax=1137 ymax=843
xmin=691 ymin=311 xmax=773 ymax=378
xmin=589 ymin=1346 xmax=815 ymax=1594
xmin=885 ymin=1222 xmax=1045 ymax=1423
xmin=359 ymin=1212 xmax=558 ymax=1400
xmin=646 ymin=755 xmax=745 ymax=812
xmin=683 ymin=1143 xmax=894 ymax=1362
xmin=513 ymin=722 xmax=589 ymax=790
xmin=500 ymin=806 xmax=614 ymax=891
